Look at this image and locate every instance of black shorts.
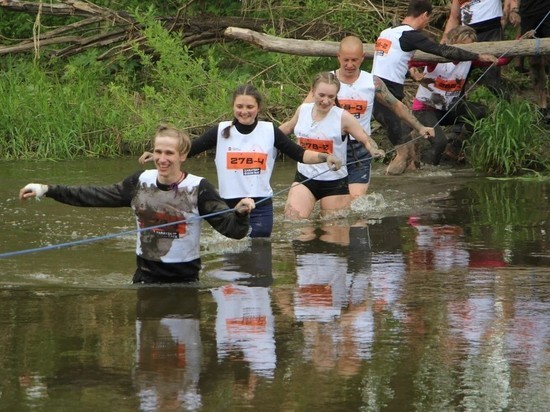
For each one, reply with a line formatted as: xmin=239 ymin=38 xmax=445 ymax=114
xmin=294 ymin=171 xmax=349 ymax=200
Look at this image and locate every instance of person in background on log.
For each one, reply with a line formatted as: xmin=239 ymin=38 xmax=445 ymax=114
xmin=371 ymin=0 xmax=497 ymax=175
xmin=408 ymin=26 xmax=512 ymax=165
xmin=19 ymin=125 xmax=256 ymax=284
xmin=139 ymin=85 xmax=342 ymax=238
xmin=302 ymin=36 xmax=434 ymax=199
xmin=508 ymin=0 xmax=550 ymax=123
xmin=278 ymin=72 xmax=385 ymax=220
xmin=441 ymin=0 xmax=514 ymax=98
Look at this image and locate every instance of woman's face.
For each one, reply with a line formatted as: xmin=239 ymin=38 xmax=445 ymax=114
xmin=312 ymin=82 xmax=338 ymax=113
xmin=233 ymin=95 xmax=259 ymax=125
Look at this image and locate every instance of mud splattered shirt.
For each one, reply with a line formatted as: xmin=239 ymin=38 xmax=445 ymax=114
xmin=46 ymin=170 xmax=250 ymax=282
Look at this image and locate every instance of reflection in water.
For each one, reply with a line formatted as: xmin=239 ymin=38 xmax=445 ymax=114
xmin=291 ymin=222 xmax=383 ymax=376
xmin=210 ymin=238 xmax=276 ymax=383
xmin=1 ymin=160 xmax=549 ymax=411
xmin=293 ymin=225 xmax=350 ymax=322
xmin=210 ymin=238 xmax=273 ymax=287
xmin=212 ymin=285 xmax=276 ymax=379
xmin=135 ymin=287 xmax=202 ymax=411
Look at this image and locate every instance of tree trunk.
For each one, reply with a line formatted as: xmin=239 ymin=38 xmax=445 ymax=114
xmin=224 ymin=27 xmax=550 ymax=61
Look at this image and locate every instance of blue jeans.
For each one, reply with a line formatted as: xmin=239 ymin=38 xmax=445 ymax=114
xmin=346 ymin=139 xmax=372 ymax=184
xmin=249 ymin=202 xmax=274 ymax=238
xmin=225 ymin=197 xmax=274 ymax=238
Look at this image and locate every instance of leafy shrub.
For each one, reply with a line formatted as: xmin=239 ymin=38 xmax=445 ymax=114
xmin=464 ymin=98 xmax=549 ymax=176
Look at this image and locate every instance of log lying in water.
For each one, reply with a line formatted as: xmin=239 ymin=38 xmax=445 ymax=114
xmin=224 ymin=27 xmax=550 ymax=62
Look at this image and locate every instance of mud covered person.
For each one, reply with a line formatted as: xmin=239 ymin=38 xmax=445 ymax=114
xmin=19 ymin=125 xmax=255 ymax=284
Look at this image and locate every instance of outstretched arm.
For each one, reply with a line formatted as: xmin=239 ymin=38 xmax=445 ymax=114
xmin=19 ymin=172 xmax=141 ymax=207
xmin=373 ymin=76 xmax=435 ymax=138
xmin=198 ymin=179 xmax=251 ymax=240
xmin=402 ymin=30 xmax=496 ymax=63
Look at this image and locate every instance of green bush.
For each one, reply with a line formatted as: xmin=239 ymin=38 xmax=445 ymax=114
xmin=464 ymin=98 xmax=549 ymax=176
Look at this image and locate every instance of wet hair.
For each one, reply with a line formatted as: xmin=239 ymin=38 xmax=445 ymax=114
xmin=153 ymin=124 xmax=191 ymax=156
xmin=446 ymin=25 xmax=477 ymax=45
xmin=222 ymin=84 xmax=263 ymax=138
xmin=311 ymin=72 xmax=341 ymax=107
xmin=407 ymin=0 xmax=433 ymax=17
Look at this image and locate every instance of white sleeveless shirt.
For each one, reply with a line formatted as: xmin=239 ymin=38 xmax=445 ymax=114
xmin=415 ymin=61 xmax=472 ymax=111
xmin=295 ymin=103 xmax=348 ymax=181
xmin=335 ymin=70 xmax=376 ymax=136
xmin=372 ymin=25 xmax=415 ymax=85
xmin=214 ymin=120 xmax=276 ymax=199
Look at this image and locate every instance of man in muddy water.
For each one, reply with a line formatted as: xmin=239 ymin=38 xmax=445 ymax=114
xmin=371 ymin=0 xmax=497 ymax=175
xmin=302 ymin=36 xmax=434 ymax=199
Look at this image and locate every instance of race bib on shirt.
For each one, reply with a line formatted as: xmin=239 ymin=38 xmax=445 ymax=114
xmin=339 ymin=99 xmax=368 ymax=118
xmin=374 ymin=38 xmax=392 ymax=56
xmin=226 ymin=152 xmax=268 ymax=170
xmin=297 ymin=137 xmax=333 ymax=154
xmin=434 ymin=77 xmax=465 ymax=93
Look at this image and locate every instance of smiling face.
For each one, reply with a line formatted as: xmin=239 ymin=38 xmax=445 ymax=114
xmin=312 ymin=82 xmax=339 ymax=113
xmin=153 ymin=135 xmax=187 ymax=184
xmin=233 ymin=94 xmax=259 ymax=125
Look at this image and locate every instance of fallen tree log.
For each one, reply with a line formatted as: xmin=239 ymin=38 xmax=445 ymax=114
xmin=224 ymin=27 xmax=550 ymax=62
xmin=1 ymin=1 xmax=547 ymax=62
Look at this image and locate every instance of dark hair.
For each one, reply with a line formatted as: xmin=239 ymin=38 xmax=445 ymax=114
xmin=153 ymin=124 xmax=191 ymax=156
xmin=222 ymin=84 xmax=263 ymax=138
xmin=407 ymin=0 xmax=433 ymax=17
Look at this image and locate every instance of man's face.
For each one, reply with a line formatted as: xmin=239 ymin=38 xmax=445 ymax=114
xmin=337 ymin=47 xmax=364 ymax=77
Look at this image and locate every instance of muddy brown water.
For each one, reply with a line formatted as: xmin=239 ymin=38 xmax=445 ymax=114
xmin=1 ymin=158 xmax=549 ymax=411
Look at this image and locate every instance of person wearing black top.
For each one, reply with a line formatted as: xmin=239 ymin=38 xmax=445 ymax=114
xmin=19 ymin=125 xmax=255 ymax=283
xmin=140 ymin=85 xmax=341 ymax=237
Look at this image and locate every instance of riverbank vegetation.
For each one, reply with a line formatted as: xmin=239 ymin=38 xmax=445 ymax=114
xmin=0 ymin=0 xmax=547 ymax=176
